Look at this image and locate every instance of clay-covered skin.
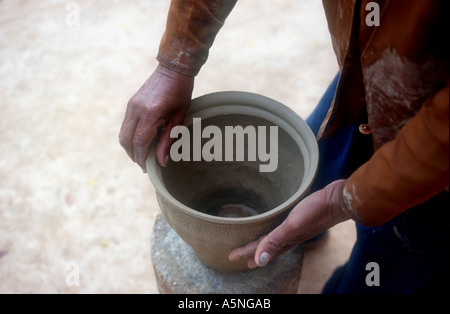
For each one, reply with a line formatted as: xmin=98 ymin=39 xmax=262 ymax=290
xmin=229 ymin=180 xmax=349 ymax=269
xmin=118 ymin=64 xmax=194 ymax=171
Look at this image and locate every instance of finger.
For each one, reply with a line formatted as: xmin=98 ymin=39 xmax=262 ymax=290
xmin=156 ymin=125 xmax=171 ymax=167
xmin=119 ymin=115 xmax=138 ymax=162
xmin=156 ymin=113 xmax=187 ymax=167
xmin=228 ymin=235 xmax=264 ymax=262
xmin=247 ymin=258 xmax=258 ymax=269
xmin=133 ymin=119 xmax=161 ymax=171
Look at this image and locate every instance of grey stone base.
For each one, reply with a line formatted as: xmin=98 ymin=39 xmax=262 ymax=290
xmin=151 ymin=213 xmax=303 ymax=294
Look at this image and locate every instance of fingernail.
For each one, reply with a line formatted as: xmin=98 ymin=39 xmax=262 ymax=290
xmin=258 ymin=252 xmax=270 ymax=267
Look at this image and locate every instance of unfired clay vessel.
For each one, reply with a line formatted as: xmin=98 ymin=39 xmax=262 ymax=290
xmin=147 ymin=91 xmax=318 ymax=272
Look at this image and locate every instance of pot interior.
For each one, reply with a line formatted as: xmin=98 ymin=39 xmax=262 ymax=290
xmin=161 ymin=114 xmax=304 ymax=218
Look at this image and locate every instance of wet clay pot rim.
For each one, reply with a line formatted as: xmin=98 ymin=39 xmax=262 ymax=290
xmin=146 ymin=91 xmax=319 ymax=226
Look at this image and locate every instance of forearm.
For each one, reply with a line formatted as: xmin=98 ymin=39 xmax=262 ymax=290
xmin=340 ymin=83 xmax=449 ymax=227
xmin=157 ymin=0 xmax=237 ymax=77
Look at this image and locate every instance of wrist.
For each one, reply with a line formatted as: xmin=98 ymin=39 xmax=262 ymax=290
xmin=156 ymin=63 xmax=195 ymax=80
xmin=156 ymin=53 xmax=200 ymax=77
xmin=328 ymin=179 xmax=352 ymax=223
xmin=153 ymin=63 xmax=195 ymax=99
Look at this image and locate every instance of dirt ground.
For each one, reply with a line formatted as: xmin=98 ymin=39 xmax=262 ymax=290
xmin=0 ymin=0 xmax=355 ymax=293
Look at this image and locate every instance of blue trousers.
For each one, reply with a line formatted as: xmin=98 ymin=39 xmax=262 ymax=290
xmin=306 ymin=73 xmax=450 ymax=294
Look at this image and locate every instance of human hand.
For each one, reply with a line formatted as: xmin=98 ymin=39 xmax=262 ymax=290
xmin=228 ymin=180 xmax=349 ymax=268
xmin=119 ymin=64 xmax=194 ymax=171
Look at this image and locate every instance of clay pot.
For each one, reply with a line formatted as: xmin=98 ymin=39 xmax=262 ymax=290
xmin=147 ymin=91 xmax=318 ymax=272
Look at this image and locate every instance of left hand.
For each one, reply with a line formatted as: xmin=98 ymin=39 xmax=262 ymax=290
xmin=228 ymin=180 xmax=350 ymax=268
xmin=118 ymin=64 xmax=194 ymax=172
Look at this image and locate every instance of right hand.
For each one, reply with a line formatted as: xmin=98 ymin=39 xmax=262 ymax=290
xmin=229 ymin=180 xmax=349 ymax=268
xmin=119 ymin=64 xmax=194 ymax=171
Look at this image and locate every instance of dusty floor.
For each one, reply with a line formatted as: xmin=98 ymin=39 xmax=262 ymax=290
xmin=0 ymin=0 xmax=355 ymax=293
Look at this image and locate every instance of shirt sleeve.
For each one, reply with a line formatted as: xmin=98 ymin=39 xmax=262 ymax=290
xmin=157 ymin=0 xmax=237 ymax=77
xmin=339 ymin=82 xmax=449 ymax=227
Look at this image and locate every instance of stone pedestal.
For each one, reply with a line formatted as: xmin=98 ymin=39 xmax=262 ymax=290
xmin=151 ymin=214 xmax=303 ymax=294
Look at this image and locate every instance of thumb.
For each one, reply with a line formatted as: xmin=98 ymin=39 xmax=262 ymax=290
xmin=253 ymin=221 xmax=296 ymax=267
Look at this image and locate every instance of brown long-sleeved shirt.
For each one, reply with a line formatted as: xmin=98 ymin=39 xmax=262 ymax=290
xmin=157 ymin=0 xmax=449 ymax=227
